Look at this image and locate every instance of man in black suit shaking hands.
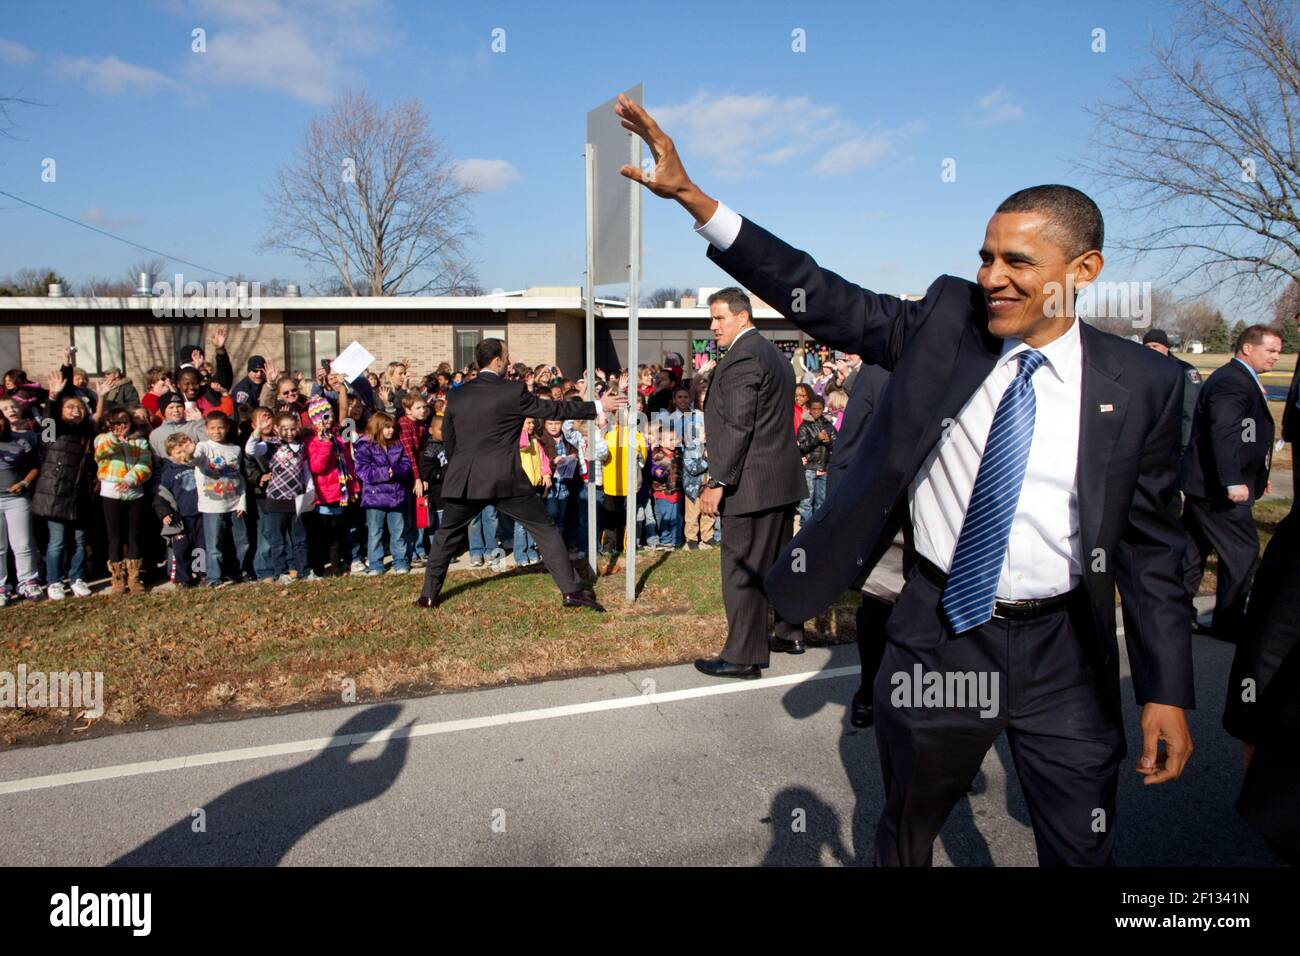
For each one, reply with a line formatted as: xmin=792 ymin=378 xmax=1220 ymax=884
xmin=416 ymin=338 xmax=626 ymax=611
xmin=615 ymin=93 xmax=1193 ymax=866
xmin=693 ymin=288 xmax=808 ymax=679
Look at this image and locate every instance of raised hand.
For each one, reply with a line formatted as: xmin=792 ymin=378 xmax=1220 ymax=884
xmin=48 ymin=370 xmax=66 ymax=395
xmin=210 ymin=325 xmax=228 ymax=350
xmin=615 ymin=94 xmax=692 ymax=201
xmin=600 ymin=391 xmax=629 ymax=415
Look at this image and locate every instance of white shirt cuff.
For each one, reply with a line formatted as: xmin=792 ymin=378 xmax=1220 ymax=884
xmin=693 ymin=201 xmax=742 ymax=252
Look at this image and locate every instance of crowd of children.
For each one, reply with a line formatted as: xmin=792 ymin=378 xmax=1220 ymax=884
xmin=0 ymin=337 xmax=853 ymax=604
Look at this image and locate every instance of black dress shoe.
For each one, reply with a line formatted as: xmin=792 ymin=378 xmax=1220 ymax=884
xmin=769 ymin=634 xmax=805 ymax=655
xmin=413 ymin=595 xmax=439 ymax=609
xmin=694 ymin=657 xmax=761 ymax=679
xmin=850 ymin=688 xmax=873 ymax=728
xmin=562 ymin=591 xmax=605 ymax=612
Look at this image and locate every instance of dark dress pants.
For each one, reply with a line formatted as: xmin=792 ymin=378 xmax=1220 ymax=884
xmin=421 ymin=494 xmax=582 ymax=601
xmin=1181 ymin=494 xmax=1258 ymax=640
xmin=719 ymin=503 xmax=803 ymax=666
xmin=872 ymin=568 xmax=1124 ymax=867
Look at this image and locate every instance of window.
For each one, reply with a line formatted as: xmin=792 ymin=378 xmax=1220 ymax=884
xmin=285 ymin=327 xmax=339 ymax=378
xmin=71 ymin=325 xmax=124 ymax=374
xmin=454 ymin=327 xmax=506 ymax=369
xmin=173 ymin=325 xmax=204 ymax=367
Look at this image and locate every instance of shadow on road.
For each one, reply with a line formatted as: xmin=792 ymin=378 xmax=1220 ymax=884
xmin=763 ymin=633 xmax=1276 ymax=866
xmin=110 ymin=704 xmax=412 ymax=866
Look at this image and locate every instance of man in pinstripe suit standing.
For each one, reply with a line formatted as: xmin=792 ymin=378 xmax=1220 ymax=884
xmin=694 ymin=287 xmax=808 ymax=679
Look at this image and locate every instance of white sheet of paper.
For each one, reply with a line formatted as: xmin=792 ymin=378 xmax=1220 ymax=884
xmin=330 ymin=341 xmax=375 ymax=383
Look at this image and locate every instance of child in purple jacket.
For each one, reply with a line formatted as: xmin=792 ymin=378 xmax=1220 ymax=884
xmin=353 ymin=411 xmax=413 ymax=575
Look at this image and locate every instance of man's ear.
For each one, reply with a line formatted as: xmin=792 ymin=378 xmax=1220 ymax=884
xmin=1069 ymin=249 xmax=1104 ymax=295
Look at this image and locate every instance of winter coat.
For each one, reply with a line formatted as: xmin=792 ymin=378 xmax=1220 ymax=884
xmin=307 ymin=434 xmax=360 ymax=507
xmin=353 ymin=437 xmax=411 ymax=510
xmin=31 ymin=423 xmax=94 ymax=522
xmin=683 ymin=438 xmax=709 ymax=501
xmin=796 ymin=415 xmax=837 ymax=472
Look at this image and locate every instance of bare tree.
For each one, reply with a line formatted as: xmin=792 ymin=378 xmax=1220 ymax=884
xmin=642 ymin=286 xmax=692 ymax=308
xmin=262 ymin=89 xmax=479 ymax=296
xmin=1082 ymin=0 xmax=1300 ymax=298
xmin=126 ymin=257 xmax=168 ymax=287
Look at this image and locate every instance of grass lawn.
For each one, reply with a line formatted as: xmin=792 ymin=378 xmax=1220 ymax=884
xmin=0 ymin=550 xmax=861 ymax=747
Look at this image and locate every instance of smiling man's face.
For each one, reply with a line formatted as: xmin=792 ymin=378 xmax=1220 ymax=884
xmin=977 ymin=211 xmax=1102 ymax=346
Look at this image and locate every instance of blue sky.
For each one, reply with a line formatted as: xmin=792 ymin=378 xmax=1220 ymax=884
xmin=0 ymin=0 xmax=1187 ymax=301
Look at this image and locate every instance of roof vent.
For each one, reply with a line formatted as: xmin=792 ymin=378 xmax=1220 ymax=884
xmin=47 ymin=282 xmax=64 ymax=297
xmin=133 ymin=272 xmax=154 ymax=297
xmin=285 ymin=284 xmax=301 ymax=297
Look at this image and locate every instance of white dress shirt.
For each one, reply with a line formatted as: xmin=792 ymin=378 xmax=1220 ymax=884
xmin=695 ymin=201 xmax=1083 ymax=599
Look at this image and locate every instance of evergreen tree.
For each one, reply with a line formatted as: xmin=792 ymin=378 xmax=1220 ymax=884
xmin=1205 ymin=312 xmax=1231 ymax=352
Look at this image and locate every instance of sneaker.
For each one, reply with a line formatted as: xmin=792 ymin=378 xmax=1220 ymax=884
xmin=70 ymin=579 xmax=93 ymax=597
xmin=0 ymin=592 xmax=7 ymax=607
xmin=391 ymin=567 xmax=412 ymax=575
xmin=410 ymin=555 xmax=427 ymax=568
xmin=697 ymin=541 xmax=714 ymax=550
xmin=468 ymin=557 xmax=484 ymax=568
xmin=350 ymin=559 xmax=367 ymax=574
xmin=365 ymin=569 xmax=382 ymax=576
xmin=490 ymin=557 xmax=509 ymax=573
xmin=153 ymin=581 xmax=180 ymax=593
xmin=302 ymin=571 xmax=321 ymax=582
xmin=276 ymin=573 xmax=294 ymax=585
xmin=207 ymin=580 xmax=230 ymax=590
xmin=18 ymin=583 xmax=44 ymax=601
xmin=47 ymin=582 xmax=67 ymax=601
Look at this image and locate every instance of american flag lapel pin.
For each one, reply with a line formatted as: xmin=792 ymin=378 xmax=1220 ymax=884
xmin=1099 ymin=404 xmax=1114 ymax=413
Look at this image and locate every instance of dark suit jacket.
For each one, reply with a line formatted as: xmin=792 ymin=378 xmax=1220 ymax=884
xmin=1282 ymin=360 xmax=1300 ymax=445
xmin=1224 ymin=508 xmax=1300 ymax=856
xmin=703 ymin=327 xmax=806 ymax=515
xmin=826 ymin=363 xmax=890 ymax=499
xmin=706 ymin=216 xmax=1194 ymax=714
xmin=1181 ymin=358 xmax=1273 ymax=501
xmin=441 ymin=371 xmax=597 ymax=499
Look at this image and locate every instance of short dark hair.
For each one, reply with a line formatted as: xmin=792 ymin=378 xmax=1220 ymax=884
xmin=475 ymin=338 xmax=505 ymax=368
xmin=995 ymin=184 xmax=1104 ymax=260
xmin=204 ymin=409 xmax=229 ymax=425
xmin=1235 ymin=323 xmax=1281 ymax=353
xmin=707 ymin=286 xmax=753 ymax=320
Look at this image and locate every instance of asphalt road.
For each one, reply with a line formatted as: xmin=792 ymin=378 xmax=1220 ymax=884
xmin=0 ymin=596 xmax=1277 ymax=867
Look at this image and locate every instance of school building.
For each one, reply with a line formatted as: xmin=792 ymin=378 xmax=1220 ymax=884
xmin=0 ymin=284 xmax=919 ymax=382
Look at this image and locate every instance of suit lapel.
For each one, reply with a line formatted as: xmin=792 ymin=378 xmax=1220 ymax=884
xmin=909 ymin=319 xmax=1001 ymax=465
xmin=1078 ymin=325 xmax=1129 ymax=556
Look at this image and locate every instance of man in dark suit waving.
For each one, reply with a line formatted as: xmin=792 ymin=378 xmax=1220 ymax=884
xmin=693 ymin=287 xmax=807 ymax=679
xmin=1180 ymin=324 xmax=1280 ymax=640
xmin=416 ymin=338 xmax=626 ymax=611
xmin=615 ymin=93 xmax=1194 ymax=866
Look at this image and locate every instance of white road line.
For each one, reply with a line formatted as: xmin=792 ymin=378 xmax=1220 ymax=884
xmin=0 ymin=665 xmax=861 ymax=797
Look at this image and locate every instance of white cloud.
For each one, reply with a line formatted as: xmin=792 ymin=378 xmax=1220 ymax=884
xmin=651 ymin=90 xmax=922 ymax=180
xmin=56 ymin=55 xmax=181 ymax=94
xmin=453 ymin=159 xmax=521 ymax=192
xmin=0 ymin=38 xmax=36 ymax=66
xmin=82 ymin=206 xmax=145 ymax=230
xmin=971 ymin=88 xmax=1024 ymax=126
xmin=185 ymin=0 xmax=389 ymax=104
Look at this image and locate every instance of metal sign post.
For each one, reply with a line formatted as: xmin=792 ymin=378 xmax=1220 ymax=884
xmin=585 ymin=83 xmax=643 ymax=602
xmin=625 ymin=129 xmax=642 ymax=603
xmin=583 ymin=143 xmax=598 ymax=576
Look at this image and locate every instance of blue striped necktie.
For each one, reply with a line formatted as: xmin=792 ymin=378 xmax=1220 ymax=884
xmin=942 ymin=349 xmax=1047 ymax=633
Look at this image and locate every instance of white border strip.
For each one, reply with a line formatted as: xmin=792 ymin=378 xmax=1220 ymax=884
xmin=0 ymin=665 xmax=861 ymax=796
